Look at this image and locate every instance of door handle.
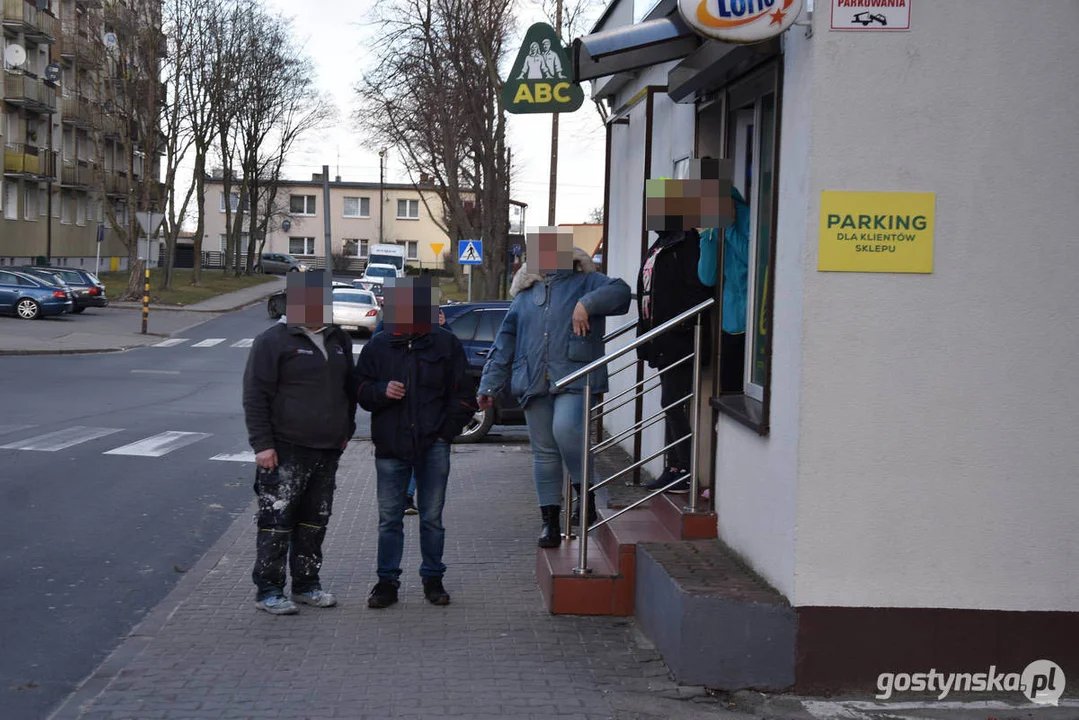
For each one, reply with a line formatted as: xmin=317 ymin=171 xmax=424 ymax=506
xmin=474 ymin=349 xmax=490 ymax=357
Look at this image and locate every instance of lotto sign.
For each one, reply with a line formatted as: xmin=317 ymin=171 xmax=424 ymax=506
xmin=818 ymin=191 xmax=935 ymax=273
xmin=677 ymin=0 xmax=804 ymax=44
xmin=830 ymin=0 xmax=911 ymax=31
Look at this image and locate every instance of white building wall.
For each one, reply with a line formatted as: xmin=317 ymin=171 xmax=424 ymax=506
xmin=794 ymin=0 xmax=1079 ymax=611
xmin=713 ymin=26 xmax=815 ymax=601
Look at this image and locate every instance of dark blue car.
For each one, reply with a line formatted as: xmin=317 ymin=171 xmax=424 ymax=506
xmin=0 ymin=269 xmax=74 ymax=319
xmin=441 ymin=301 xmax=525 ymax=442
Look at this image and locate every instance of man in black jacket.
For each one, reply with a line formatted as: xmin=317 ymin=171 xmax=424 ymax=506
xmin=356 ymin=277 xmax=476 ymax=609
xmin=242 ymin=270 xmax=357 ymax=615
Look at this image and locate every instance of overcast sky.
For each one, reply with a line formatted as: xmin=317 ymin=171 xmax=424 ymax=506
xmin=262 ymin=0 xmax=608 ymax=227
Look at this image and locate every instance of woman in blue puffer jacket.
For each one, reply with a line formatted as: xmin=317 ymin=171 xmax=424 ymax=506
xmin=478 ymin=247 xmax=631 ymax=548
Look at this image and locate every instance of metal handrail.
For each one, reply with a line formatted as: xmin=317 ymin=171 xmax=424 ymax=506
xmin=602 ymin=317 xmax=639 ymax=343
xmin=553 ymin=298 xmax=714 ymax=390
xmin=554 ymin=296 xmax=714 ymax=575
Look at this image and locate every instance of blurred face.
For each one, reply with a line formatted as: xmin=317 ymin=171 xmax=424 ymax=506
xmin=645 ymin=157 xmax=735 ymax=232
xmin=285 ymin=270 xmax=332 ymax=329
xmin=382 ymin=276 xmax=441 ymax=334
xmin=525 ymin=226 xmax=575 ymax=274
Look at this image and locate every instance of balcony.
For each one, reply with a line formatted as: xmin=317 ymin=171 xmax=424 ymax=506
xmin=105 ymin=170 xmax=130 ymax=196
xmin=3 ymin=144 xmax=54 ymax=179
xmin=60 ymin=160 xmax=93 ymax=187
xmin=3 ymin=71 xmax=57 ymax=114
xmin=1 ymin=0 xmax=57 ymax=44
xmin=60 ymin=24 xmax=97 ymax=64
xmin=60 ymin=94 xmax=92 ymax=127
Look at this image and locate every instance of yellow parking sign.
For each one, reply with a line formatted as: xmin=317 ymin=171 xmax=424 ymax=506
xmin=818 ymin=191 xmax=935 ymax=273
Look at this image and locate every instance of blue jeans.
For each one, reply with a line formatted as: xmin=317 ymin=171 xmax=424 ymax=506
xmin=407 ymin=475 xmax=416 ymax=497
xmin=375 ymin=441 xmax=450 ymax=581
xmin=522 ymin=392 xmax=587 ymax=507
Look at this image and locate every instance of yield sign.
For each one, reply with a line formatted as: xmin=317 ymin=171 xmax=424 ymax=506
xmin=135 ymin=211 xmax=166 ymax=237
xmin=430 ymin=242 xmax=445 ymax=257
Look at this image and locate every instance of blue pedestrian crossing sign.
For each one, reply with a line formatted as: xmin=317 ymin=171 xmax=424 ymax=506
xmin=458 ymin=240 xmax=483 ymax=265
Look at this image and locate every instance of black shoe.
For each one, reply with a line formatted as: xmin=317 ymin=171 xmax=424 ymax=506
xmin=422 ymin=577 xmax=451 ymax=606
xmin=644 ymin=467 xmax=684 ymax=491
xmin=367 ymin=580 xmax=399 ymax=609
xmin=404 ymin=494 xmax=418 ymax=516
xmin=569 ymin=491 xmax=598 ymax=527
xmin=538 ymin=505 xmax=561 ymax=548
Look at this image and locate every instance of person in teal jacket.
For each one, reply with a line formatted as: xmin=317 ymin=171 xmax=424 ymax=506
xmin=709 ymin=187 xmax=750 ymax=392
xmin=478 ymin=246 xmax=631 ymax=548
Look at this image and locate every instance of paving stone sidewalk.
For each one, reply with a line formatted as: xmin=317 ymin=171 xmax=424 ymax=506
xmin=48 ymin=441 xmax=749 ymax=720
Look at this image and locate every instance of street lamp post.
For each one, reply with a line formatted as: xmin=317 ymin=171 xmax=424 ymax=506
xmin=378 ymin=148 xmax=386 ymax=244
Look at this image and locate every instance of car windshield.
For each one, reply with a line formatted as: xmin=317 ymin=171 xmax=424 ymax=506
xmin=365 ymin=266 xmax=396 ymax=278
xmin=369 ymin=254 xmax=402 ymax=268
xmin=333 ymin=290 xmax=375 ymax=305
xmin=25 ymin=272 xmax=60 ymax=285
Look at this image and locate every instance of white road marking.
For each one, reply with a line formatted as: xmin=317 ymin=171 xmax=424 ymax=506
xmin=231 ymin=338 xmax=254 ymax=348
xmin=209 ymin=451 xmax=256 ymax=463
xmin=0 ymin=424 xmax=35 ymax=437
xmin=103 ymin=431 xmax=213 ymax=457
xmin=153 ymin=338 xmax=188 ymax=348
xmin=191 ymin=338 xmax=226 ymax=348
xmin=0 ymin=426 xmax=123 ymax=452
xmin=130 ymin=370 xmax=180 ymax=375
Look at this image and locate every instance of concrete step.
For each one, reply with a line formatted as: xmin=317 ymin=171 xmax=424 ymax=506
xmin=536 ymin=537 xmax=624 ymax=615
xmin=594 ymin=507 xmax=679 ymax=616
xmin=635 ymin=539 xmax=795 ymax=690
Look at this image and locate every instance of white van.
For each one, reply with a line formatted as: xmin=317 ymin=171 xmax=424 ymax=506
xmin=368 ymin=244 xmax=406 ymax=277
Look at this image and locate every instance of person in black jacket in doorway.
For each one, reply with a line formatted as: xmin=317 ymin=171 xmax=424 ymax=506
xmin=356 ymin=276 xmax=477 ymax=609
xmin=242 ymin=270 xmax=357 ymax=615
xmin=637 ymin=159 xmax=734 ymax=494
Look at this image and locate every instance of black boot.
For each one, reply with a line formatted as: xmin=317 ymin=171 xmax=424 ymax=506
xmin=570 ymin=489 xmax=599 ymax=527
xmin=538 ymin=505 xmax=561 ymax=548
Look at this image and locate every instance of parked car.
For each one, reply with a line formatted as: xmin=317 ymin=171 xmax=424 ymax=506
xmin=256 ymin=253 xmax=308 ymax=274
xmin=17 ymin=266 xmax=107 ymax=313
xmin=0 ymin=269 xmax=74 ymax=319
xmin=353 ymin=279 xmax=385 ymax=306
xmin=332 ymin=288 xmax=381 ymax=335
xmin=441 ymin=301 xmax=525 ymax=442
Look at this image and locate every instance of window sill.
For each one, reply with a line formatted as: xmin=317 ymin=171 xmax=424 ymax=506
xmin=395 ymin=216 xmax=419 ymax=221
xmin=711 ymin=393 xmax=768 ymax=436
xmin=343 ymin=215 xmax=371 ymax=219
xmin=291 ymin=213 xmax=316 ymax=218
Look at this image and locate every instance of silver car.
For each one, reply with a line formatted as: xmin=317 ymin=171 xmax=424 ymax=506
xmin=332 ymin=288 xmax=381 ymax=335
xmin=257 ymin=253 xmax=308 ymax=274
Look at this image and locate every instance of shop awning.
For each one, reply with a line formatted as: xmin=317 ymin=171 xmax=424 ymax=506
xmin=667 ymin=36 xmax=782 ymax=103
xmin=573 ymin=14 xmax=701 ymax=83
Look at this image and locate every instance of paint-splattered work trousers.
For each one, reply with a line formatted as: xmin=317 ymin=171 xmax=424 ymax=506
xmin=252 ymin=441 xmax=341 ymax=601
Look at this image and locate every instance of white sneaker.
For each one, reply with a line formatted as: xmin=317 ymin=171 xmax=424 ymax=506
xmin=291 ymin=589 xmax=337 ymax=608
xmin=255 ymin=594 xmax=299 ymax=615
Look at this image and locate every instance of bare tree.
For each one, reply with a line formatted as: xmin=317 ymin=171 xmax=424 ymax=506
xmin=357 ymin=0 xmax=514 ymax=299
xmin=86 ymin=0 xmax=166 ymax=300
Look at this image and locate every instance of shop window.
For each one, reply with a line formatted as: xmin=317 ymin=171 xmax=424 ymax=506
xmin=706 ymin=62 xmax=780 ymax=435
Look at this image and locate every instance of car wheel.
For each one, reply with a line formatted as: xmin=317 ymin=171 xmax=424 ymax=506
xmin=16 ymin=299 xmax=41 ymax=320
xmin=455 ymin=407 xmax=494 ymax=443
xmin=288 ymin=267 xmax=299 ymax=272
xmin=72 ymin=306 xmax=86 ymax=314
xmin=254 ymin=264 xmax=263 ymax=274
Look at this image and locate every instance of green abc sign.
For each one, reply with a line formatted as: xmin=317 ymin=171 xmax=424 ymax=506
xmin=502 ymin=23 xmax=584 ymax=115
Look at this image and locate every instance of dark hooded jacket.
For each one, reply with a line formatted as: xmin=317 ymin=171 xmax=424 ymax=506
xmin=356 ymin=327 xmax=477 ymax=461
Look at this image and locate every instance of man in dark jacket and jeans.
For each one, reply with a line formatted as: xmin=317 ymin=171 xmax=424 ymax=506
xmin=243 ymin=270 xmax=357 ymax=615
xmin=357 ymin=276 xmax=476 ymax=609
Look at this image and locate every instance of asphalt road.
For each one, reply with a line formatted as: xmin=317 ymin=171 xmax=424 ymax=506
xmin=0 ymin=304 xmax=527 ymax=719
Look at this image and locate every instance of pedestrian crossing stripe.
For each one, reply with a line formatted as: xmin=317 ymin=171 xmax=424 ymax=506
xmin=0 ymin=426 xmax=123 ymax=451
xmin=153 ymin=338 xmax=187 ymax=348
xmin=231 ymin=338 xmax=254 ymax=348
xmin=103 ymin=431 xmax=213 ymax=457
xmin=210 ymin=451 xmax=256 ymax=463
xmin=191 ymin=338 xmax=226 ymax=348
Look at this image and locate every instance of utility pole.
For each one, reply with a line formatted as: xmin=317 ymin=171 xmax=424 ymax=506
xmin=547 ymin=0 xmax=562 ymax=226
xmin=378 ymin=149 xmax=386 ymax=244
xmin=322 ymin=165 xmax=333 ymax=281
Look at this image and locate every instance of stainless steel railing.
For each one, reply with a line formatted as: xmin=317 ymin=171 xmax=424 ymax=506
xmin=553 ymin=297 xmax=714 ymax=574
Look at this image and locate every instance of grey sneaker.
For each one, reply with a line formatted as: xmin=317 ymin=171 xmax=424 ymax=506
xmin=291 ymin=589 xmax=337 ymax=608
xmin=255 ymin=594 xmax=299 ymax=615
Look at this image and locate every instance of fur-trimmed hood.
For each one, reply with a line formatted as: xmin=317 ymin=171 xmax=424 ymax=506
xmin=509 ymin=247 xmax=597 ymax=298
